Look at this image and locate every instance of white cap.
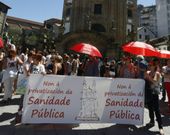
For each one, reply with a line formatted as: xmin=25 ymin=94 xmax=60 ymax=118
xmin=8 ymin=43 xmax=16 ymax=51
xmin=136 ymin=55 xmax=144 ymax=60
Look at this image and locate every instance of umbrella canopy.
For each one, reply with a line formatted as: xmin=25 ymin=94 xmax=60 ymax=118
xmin=0 ymin=37 xmax=4 ymax=48
xmin=157 ymin=50 xmax=170 ymax=59
xmin=122 ymin=41 xmax=157 ymax=57
xmin=70 ymin=43 xmax=102 ymax=58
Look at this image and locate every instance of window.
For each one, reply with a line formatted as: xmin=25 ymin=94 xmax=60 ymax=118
xmin=168 ymin=20 xmax=170 ymax=26
xmin=91 ymin=24 xmax=106 ymax=32
xmin=168 ymin=12 xmax=170 ymax=18
xmin=167 ymin=0 xmax=170 ymax=4
xmin=144 ymin=29 xmax=147 ymax=32
xmin=145 ymin=35 xmax=150 ymax=40
xmin=128 ymin=9 xmax=133 ymax=18
xmin=66 ymin=8 xmax=71 ymax=17
xmin=128 ymin=29 xmax=130 ymax=34
xmin=164 ymin=47 xmax=167 ymax=50
xmin=94 ymin=4 xmax=102 ymax=15
xmin=139 ymin=34 xmax=142 ymax=39
xmin=167 ymin=5 xmax=170 ymax=10
xmin=46 ymin=24 xmax=52 ymax=29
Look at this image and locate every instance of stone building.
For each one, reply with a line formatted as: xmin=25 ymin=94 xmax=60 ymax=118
xmin=62 ymin=0 xmax=128 ymax=57
xmin=5 ymin=16 xmax=63 ymax=50
xmin=137 ymin=26 xmax=156 ymax=42
xmin=5 ymin=16 xmax=43 ymax=48
xmin=156 ymin=0 xmax=170 ymax=37
xmin=0 ymin=2 xmax=10 ymax=35
xmin=139 ymin=5 xmax=157 ymax=37
xmin=126 ymin=0 xmax=138 ymax=41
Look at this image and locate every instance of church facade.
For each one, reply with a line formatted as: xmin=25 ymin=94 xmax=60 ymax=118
xmin=61 ymin=0 xmax=128 ymax=57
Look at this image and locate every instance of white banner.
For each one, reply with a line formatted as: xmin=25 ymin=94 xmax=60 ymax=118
xmin=22 ymin=74 xmax=145 ymax=125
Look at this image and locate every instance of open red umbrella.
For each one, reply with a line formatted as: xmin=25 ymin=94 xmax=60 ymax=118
xmin=157 ymin=50 xmax=170 ymax=59
xmin=0 ymin=37 xmax=4 ymax=48
xmin=122 ymin=41 xmax=157 ymax=57
xmin=70 ymin=43 xmax=102 ymax=58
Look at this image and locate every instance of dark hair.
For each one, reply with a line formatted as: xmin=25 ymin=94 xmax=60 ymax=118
xmin=74 ymin=54 xmax=80 ymax=59
xmin=28 ymin=52 xmax=34 ymax=58
xmin=149 ymin=61 xmax=156 ymax=66
xmin=9 ymin=50 xmax=17 ymax=58
xmin=149 ymin=61 xmax=157 ymax=71
xmin=35 ymin=54 xmax=42 ymax=62
xmin=105 ymin=66 xmax=110 ymax=71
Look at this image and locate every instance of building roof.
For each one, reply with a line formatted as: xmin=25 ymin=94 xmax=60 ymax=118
xmin=141 ymin=5 xmax=156 ymax=14
xmin=6 ymin=16 xmax=44 ymax=31
xmin=7 ymin=16 xmax=43 ymax=27
xmin=44 ymin=18 xmax=62 ymax=25
xmin=0 ymin=2 xmax=11 ymax=9
xmin=148 ymin=35 xmax=170 ymax=47
xmin=137 ymin=26 xmax=157 ymax=37
xmin=137 ymin=27 xmax=143 ymax=31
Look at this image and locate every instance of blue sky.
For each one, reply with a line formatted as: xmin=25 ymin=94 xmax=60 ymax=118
xmin=138 ymin=0 xmax=155 ymax=6
xmin=1 ymin=0 xmax=155 ymax=23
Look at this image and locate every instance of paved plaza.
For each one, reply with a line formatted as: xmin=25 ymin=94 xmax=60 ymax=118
xmin=0 ymin=93 xmax=170 ymax=135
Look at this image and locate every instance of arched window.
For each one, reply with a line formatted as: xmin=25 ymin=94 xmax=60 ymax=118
xmin=91 ymin=24 xmax=106 ymax=32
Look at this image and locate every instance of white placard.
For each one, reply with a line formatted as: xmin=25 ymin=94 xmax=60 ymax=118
xmin=22 ymin=74 xmax=145 ymax=125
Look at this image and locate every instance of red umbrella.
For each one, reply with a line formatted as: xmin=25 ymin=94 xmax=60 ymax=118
xmin=122 ymin=41 xmax=157 ymax=56
xmin=0 ymin=37 xmax=4 ymax=48
xmin=157 ymin=50 xmax=170 ymax=59
xmin=70 ymin=43 xmax=102 ymax=58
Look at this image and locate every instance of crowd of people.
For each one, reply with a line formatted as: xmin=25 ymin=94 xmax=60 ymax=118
xmin=0 ymin=43 xmax=170 ymax=135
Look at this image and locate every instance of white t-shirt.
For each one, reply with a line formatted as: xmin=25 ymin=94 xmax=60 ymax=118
xmin=32 ymin=64 xmax=46 ymax=74
xmin=23 ymin=62 xmax=31 ymax=76
xmin=20 ymin=53 xmax=28 ymax=63
xmin=2 ymin=57 xmax=19 ymax=82
xmin=41 ymin=55 xmax=46 ymax=64
xmin=46 ymin=54 xmax=52 ymax=67
xmin=162 ymin=66 xmax=170 ymax=82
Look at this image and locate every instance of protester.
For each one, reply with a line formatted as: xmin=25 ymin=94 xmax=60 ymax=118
xmin=49 ymin=55 xmax=64 ymax=75
xmin=18 ymin=48 xmax=29 ymax=74
xmin=144 ymin=61 xmax=164 ymax=135
xmin=71 ymin=54 xmax=80 ymax=75
xmin=63 ymin=54 xmax=72 ymax=75
xmin=135 ymin=55 xmax=148 ymax=79
xmin=0 ymin=50 xmax=5 ymax=93
xmin=100 ymin=57 xmax=108 ymax=77
xmin=15 ymin=52 xmax=34 ymax=124
xmin=23 ymin=52 xmax=34 ymax=76
xmin=31 ymin=53 xmax=46 ymax=75
xmin=109 ymin=60 xmax=117 ymax=77
xmin=0 ymin=40 xmax=168 ymax=133
xmin=84 ymin=56 xmax=99 ymax=77
xmin=1 ymin=49 xmax=23 ymax=104
xmin=119 ymin=56 xmax=136 ymax=78
xmin=162 ymin=59 xmax=170 ymax=113
xmin=103 ymin=64 xmax=113 ymax=78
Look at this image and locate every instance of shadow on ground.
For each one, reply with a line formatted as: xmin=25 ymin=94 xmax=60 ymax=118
xmin=0 ymin=96 xmax=21 ymax=107
xmin=0 ymin=124 xmax=163 ymax=135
